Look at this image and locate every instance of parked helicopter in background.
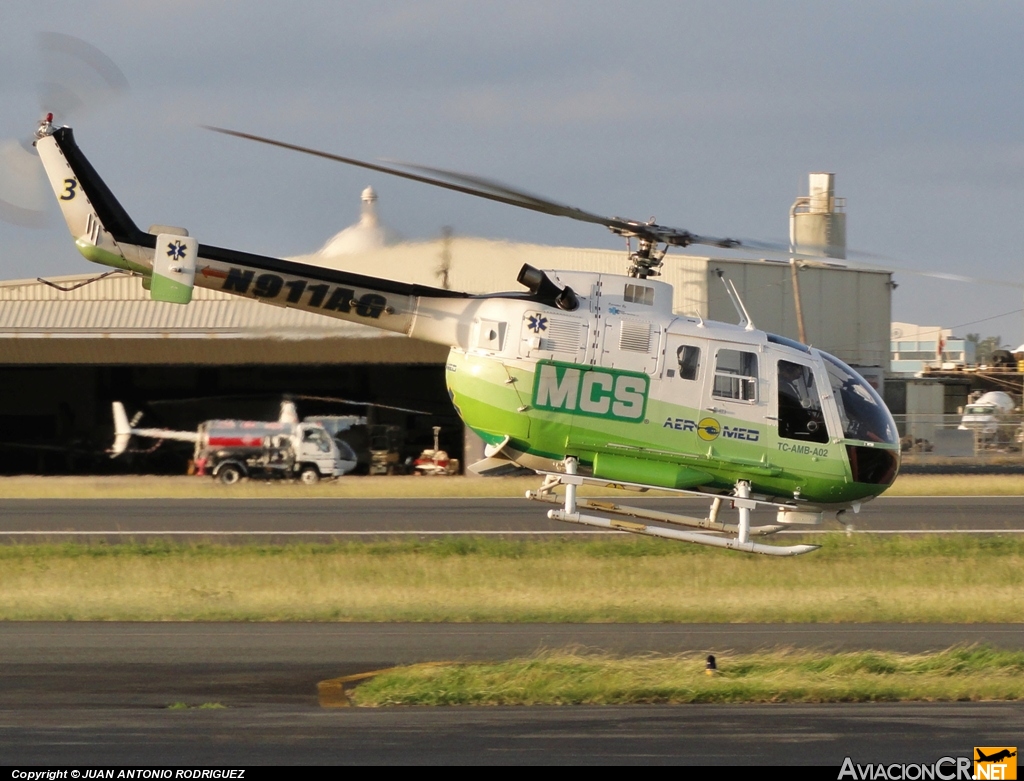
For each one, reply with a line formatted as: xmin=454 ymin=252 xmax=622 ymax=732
xmin=31 ymin=114 xmax=900 ymax=555
xmin=110 ymin=395 xmax=434 ymax=480
xmin=110 ymin=399 xmax=359 ymax=483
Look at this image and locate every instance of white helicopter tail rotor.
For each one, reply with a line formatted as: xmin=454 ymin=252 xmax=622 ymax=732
xmin=0 ymin=33 xmax=128 ymax=230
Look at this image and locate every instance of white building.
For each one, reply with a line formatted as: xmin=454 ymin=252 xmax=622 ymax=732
xmin=890 ymin=321 xmax=974 ymax=376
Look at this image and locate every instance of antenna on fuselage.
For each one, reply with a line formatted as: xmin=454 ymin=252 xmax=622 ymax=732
xmin=715 ymin=268 xmax=755 ymax=331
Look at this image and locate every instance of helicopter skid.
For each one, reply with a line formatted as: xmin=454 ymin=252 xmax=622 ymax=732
xmin=530 ymin=461 xmax=818 ymax=556
xmin=532 ymin=470 xmax=797 ymax=511
xmin=545 ymin=508 xmax=818 ymax=557
xmin=526 ymin=492 xmax=786 ymax=537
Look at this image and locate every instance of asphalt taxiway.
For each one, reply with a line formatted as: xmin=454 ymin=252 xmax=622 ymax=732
xmin=2 ymin=623 xmax=1023 ymax=765
xmin=0 ymin=496 xmax=1021 ymax=540
xmin=4 ymin=702 xmax=1023 ymax=765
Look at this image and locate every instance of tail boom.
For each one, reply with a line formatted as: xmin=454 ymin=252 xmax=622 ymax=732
xmin=35 ymin=121 xmax=479 ymax=345
xmin=109 ymin=402 xmax=200 ymax=458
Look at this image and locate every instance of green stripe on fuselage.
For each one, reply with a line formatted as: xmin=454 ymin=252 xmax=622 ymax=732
xmin=76 ymin=240 xmax=150 ymax=275
xmin=447 ymin=350 xmax=890 ymax=504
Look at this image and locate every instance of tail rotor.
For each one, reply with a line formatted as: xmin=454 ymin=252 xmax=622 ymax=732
xmin=0 ymin=33 xmax=128 ymax=229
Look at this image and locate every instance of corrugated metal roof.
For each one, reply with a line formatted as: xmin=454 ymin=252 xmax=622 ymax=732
xmin=0 ymin=271 xmax=378 ymax=338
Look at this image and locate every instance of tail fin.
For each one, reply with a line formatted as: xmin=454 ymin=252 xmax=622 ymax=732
xmin=279 ymin=401 xmax=299 ymax=425
xmin=34 ymin=120 xmax=197 ymax=303
xmin=110 ymin=401 xmax=132 ymax=457
xmin=34 ymin=120 xmax=147 ymax=255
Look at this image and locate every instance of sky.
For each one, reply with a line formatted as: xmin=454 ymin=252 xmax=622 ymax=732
xmin=2 ymin=1 xmax=1023 ymax=346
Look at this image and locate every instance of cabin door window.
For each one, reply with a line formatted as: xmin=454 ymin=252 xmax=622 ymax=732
xmin=664 ymin=339 xmax=703 ymax=408
xmin=712 ymin=349 xmax=758 ymax=403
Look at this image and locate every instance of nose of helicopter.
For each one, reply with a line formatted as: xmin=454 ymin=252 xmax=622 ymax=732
xmin=846 ymin=443 xmax=900 ymax=489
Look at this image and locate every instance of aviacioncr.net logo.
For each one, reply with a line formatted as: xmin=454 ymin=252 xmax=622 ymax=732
xmin=839 ymin=756 xmax=973 ymax=780
xmin=696 ymin=417 xmax=721 ymax=441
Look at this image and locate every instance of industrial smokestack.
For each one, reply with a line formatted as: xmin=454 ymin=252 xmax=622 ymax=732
xmin=791 ymin=173 xmax=846 ymax=260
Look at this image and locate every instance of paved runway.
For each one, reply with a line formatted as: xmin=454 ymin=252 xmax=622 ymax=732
xmin=2 ymin=623 xmax=1023 ymax=765
xmin=0 ymin=496 xmax=1021 ymax=539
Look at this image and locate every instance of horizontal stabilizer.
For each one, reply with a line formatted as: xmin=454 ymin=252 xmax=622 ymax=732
xmin=151 ymin=233 xmax=196 ymax=303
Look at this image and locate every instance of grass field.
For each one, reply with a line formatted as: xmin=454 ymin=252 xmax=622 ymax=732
xmin=1 ymin=535 xmax=1021 ymax=622
xmin=350 ymin=647 xmax=1024 ymax=705
xmin=0 ymin=472 xmax=1022 ymax=499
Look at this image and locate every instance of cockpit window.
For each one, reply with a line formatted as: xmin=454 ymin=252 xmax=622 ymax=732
xmin=777 ymin=360 xmax=828 ymax=443
xmin=767 ymin=333 xmax=810 ymax=354
xmin=820 ymin=351 xmax=898 ymax=445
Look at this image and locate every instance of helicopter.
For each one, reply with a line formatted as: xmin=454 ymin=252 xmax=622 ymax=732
xmin=30 ymin=114 xmax=901 ymax=556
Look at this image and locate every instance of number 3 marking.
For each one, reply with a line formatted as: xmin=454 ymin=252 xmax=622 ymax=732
xmin=60 ymin=178 xmax=77 ymax=201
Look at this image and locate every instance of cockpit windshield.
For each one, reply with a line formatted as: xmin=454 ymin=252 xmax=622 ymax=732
xmin=819 ymin=351 xmax=899 ymax=446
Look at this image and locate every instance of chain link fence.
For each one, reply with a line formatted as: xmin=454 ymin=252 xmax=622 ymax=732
xmin=894 ymin=414 xmax=1024 ymax=457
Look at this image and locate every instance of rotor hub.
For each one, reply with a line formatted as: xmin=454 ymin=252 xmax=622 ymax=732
xmin=626 ymin=239 xmax=666 ymax=279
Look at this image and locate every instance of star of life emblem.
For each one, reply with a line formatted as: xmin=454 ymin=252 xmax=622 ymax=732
xmin=166 ymin=240 xmax=187 ymax=260
xmin=527 ymin=314 xmax=548 ymax=333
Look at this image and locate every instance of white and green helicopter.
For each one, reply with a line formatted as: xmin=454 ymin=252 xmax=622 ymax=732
xmin=32 ymin=114 xmax=900 ymax=556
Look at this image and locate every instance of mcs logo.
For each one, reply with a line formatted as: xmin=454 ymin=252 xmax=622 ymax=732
xmin=533 ymin=361 xmax=648 ymax=421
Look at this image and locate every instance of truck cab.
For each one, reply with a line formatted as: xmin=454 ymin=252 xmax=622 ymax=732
xmin=294 ymin=423 xmax=356 ymax=481
xmin=958 ymin=391 xmax=1019 ymax=445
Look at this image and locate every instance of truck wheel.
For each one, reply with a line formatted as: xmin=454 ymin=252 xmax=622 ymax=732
xmin=299 ymin=466 xmax=320 ymax=485
xmin=218 ymin=465 xmax=243 ymax=485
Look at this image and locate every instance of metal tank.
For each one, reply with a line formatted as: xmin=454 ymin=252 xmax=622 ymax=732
xmin=201 ymin=420 xmax=293 ymax=450
xmin=791 ymin=173 xmax=846 ymax=260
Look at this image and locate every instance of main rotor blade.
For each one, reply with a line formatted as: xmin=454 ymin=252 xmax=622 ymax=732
xmin=291 ymin=394 xmax=434 ymax=416
xmin=831 ymin=261 xmax=1024 ymax=288
xmin=386 ymin=160 xmax=745 ymax=250
xmin=738 ymin=242 xmax=1024 ymax=289
xmin=381 ymin=158 xmax=627 ymax=229
xmin=204 ymin=126 xmax=604 ymax=222
xmin=147 ymin=392 xmax=434 ymax=416
xmin=204 ymin=126 xmax=741 ymax=250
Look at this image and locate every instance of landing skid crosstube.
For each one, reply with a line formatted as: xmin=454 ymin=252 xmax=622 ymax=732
xmin=526 ymin=459 xmax=820 ymax=557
